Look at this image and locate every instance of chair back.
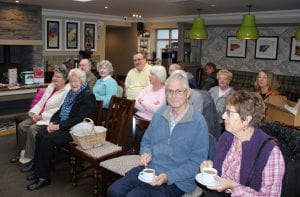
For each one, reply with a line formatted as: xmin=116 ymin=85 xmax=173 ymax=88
xmin=94 ymin=100 xmax=104 ymax=126
xmin=104 ymin=96 xmax=135 ymax=152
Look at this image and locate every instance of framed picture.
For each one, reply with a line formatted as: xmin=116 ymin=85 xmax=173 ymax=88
xmin=289 ymin=37 xmax=300 ymax=61
xmin=83 ymin=22 xmax=97 ymax=51
xmin=65 ymin=20 xmax=80 ymax=51
xmin=226 ymin=36 xmax=247 ymax=58
xmin=45 ymin=18 xmax=61 ymax=51
xmin=255 ymin=36 xmax=279 ymax=60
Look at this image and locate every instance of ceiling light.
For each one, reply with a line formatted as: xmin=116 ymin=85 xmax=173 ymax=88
xmin=15 ymin=0 xmax=19 ymax=3
xmin=73 ymin=0 xmax=94 ymax=2
xmin=189 ymin=9 xmax=208 ymax=40
xmin=295 ymin=27 xmax=300 ymax=40
xmin=236 ymin=5 xmax=259 ymax=40
xmin=105 ymin=6 xmax=108 ymax=9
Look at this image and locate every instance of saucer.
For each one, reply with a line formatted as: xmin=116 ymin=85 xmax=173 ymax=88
xmin=195 ymin=173 xmax=220 ymax=187
xmin=138 ymin=175 xmax=157 ymax=184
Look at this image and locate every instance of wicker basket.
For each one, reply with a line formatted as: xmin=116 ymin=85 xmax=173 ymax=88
xmin=70 ymin=118 xmax=107 ymax=149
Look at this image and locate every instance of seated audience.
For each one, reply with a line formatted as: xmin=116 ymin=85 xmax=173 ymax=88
xmin=168 ymin=63 xmax=199 ymax=89
xmin=125 ymin=52 xmax=151 ymax=100
xmin=27 ymin=68 xmax=97 ymax=190
xmin=201 ymin=62 xmax=218 ymax=91
xmin=9 ymin=65 xmax=70 ymax=174
xmin=79 ymin=58 xmax=97 ymax=90
xmin=200 ymin=90 xmax=285 ymax=196
xmin=209 ymin=69 xmax=234 ymax=123
xmin=108 ymin=72 xmax=209 ymax=197
xmin=93 ymin=60 xmax=120 ymax=108
xmin=254 ymin=69 xmax=280 ymax=100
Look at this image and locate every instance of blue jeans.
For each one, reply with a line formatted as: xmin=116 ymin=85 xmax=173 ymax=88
xmin=107 ymin=166 xmax=184 ymax=197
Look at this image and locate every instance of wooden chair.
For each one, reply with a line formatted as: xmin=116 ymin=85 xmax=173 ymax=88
xmin=69 ymin=96 xmax=135 ymax=196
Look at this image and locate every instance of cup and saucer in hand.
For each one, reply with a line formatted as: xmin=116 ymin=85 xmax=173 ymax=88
xmin=138 ymin=168 xmax=157 ymax=184
xmin=195 ymin=167 xmax=220 ymax=187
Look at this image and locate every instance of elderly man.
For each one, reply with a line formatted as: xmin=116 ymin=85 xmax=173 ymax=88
xmin=79 ymin=58 xmax=97 ymax=90
xmin=107 ymin=72 xmax=209 ymax=197
xmin=125 ymin=52 xmax=151 ymax=100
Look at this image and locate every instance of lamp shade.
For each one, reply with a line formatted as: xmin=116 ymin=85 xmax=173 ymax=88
xmin=295 ymin=27 xmax=300 ymax=40
xmin=236 ymin=15 xmax=259 ymax=40
xmin=189 ymin=17 xmax=208 ymax=40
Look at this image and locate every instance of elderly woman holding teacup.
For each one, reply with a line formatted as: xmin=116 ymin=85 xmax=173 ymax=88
xmin=199 ymin=90 xmax=285 ymax=196
xmin=26 ymin=68 xmax=97 ymax=191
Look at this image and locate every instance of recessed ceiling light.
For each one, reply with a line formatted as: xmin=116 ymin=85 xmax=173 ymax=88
xmin=105 ymin=6 xmax=108 ymax=9
xmin=73 ymin=0 xmax=94 ymax=2
xmin=15 ymin=0 xmax=19 ymax=3
xmin=211 ymin=4 xmax=216 ymax=7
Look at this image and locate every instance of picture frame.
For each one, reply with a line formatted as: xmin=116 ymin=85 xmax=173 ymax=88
xmin=289 ymin=37 xmax=300 ymax=61
xmin=255 ymin=36 xmax=279 ymax=60
xmin=226 ymin=36 xmax=247 ymax=58
xmin=83 ymin=22 xmax=97 ymax=51
xmin=65 ymin=20 xmax=80 ymax=51
xmin=45 ymin=18 xmax=61 ymax=51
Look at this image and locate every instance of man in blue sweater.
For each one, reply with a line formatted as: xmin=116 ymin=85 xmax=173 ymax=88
xmin=108 ymin=72 xmax=209 ymax=197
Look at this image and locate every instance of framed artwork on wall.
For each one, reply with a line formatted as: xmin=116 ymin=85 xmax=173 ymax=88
xmin=65 ymin=20 xmax=80 ymax=51
xmin=226 ymin=36 xmax=247 ymax=58
xmin=83 ymin=22 xmax=97 ymax=51
xmin=255 ymin=36 xmax=279 ymax=60
xmin=290 ymin=37 xmax=300 ymax=61
xmin=45 ymin=18 xmax=61 ymax=51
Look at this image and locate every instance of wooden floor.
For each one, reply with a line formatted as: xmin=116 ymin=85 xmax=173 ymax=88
xmin=0 ymin=128 xmax=16 ymax=136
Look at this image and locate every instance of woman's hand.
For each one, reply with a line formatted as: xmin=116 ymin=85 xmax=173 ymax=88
xmin=151 ymin=173 xmax=167 ymax=186
xmin=47 ymin=122 xmax=59 ymax=133
xmin=31 ymin=114 xmax=42 ymax=122
xmin=139 ymin=153 xmax=152 ymax=166
xmin=199 ymin=160 xmax=213 ymax=172
xmin=207 ymin=176 xmax=238 ymax=192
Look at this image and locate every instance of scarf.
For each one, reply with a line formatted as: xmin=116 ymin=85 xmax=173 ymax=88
xmin=59 ymin=83 xmax=87 ymax=121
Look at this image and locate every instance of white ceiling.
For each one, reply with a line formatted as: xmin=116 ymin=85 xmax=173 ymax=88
xmin=2 ymin=0 xmax=300 ymax=18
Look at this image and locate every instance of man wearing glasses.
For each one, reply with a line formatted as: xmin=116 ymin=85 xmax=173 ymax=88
xmin=108 ymin=72 xmax=209 ymax=197
xmin=125 ymin=52 xmax=151 ymax=100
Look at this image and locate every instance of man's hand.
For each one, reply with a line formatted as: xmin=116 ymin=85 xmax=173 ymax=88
xmin=151 ymin=173 xmax=168 ymax=186
xmin=139 ymin=153 xmax=152 ymax=166
xmin=47 ymin=122 xmax=59 ymax=133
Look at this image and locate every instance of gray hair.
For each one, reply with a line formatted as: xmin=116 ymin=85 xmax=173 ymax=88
xmin=68 ymin=68 xmax=86 ymax=83
xmin=96 ymin=60 xmax=114 ymax=75
xmin=54 ymin=64 xmax=69 ymax=81
xmin=166 ymin=72 xmax=189 ymax=89
xmin=150 ymin=65 xmax=167 ymax=83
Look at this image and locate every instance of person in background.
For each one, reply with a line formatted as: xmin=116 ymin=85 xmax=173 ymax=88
xmin=108 ymin=72 xmax=209 ymax=197
xmin=9 ymin=65 xmax=70 ymax=173
xmin=125 ymin=52 xmax=151 ymax=100
xmin=135 ymin=65 xmax=167 ymax=121
xmin=79 ymin=58 xmax=97 ymax=90
xmin=254 ymin=70 xmax=280 ymax=100
xmin=93 ymin=60 xmax=120 ymax=108
xmin=27 ymin=68 xmax=97 ymax=190
xmin=209 ymin=69 xmax=234 ymax=124
xmin=201 ymin=62 xmax=218 ymax=91
xmin=168 ymin=63 xmax=199 ymax=89
xmin=200 ymin=90 xmax=285 ymax=197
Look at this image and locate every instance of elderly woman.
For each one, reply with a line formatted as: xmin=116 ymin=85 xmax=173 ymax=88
xmin=135 ymin=65 xmax=167 ymax=121
xmin=200 ymin=90 xmax=285 ymax=196
xmin=27 ymin=68 xmax=97 ymax=190
xmin=108 ymin=72 xmax=209 ymax=197
xmin=9 ymin=65 xmax=70 ymax=172
xmin=254 ymin=70 xmax=280 ymax=100
xmin=209 ymin=69 xmax=234 ymax=123
xmin=93 ymin=60 xmax=120 ymax=108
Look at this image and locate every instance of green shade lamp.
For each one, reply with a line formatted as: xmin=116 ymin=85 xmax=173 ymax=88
xmin=189 ymin=9 xmax=208 ymax=40
xmin=236 ymin=5 xmax=259 ymax=40
xmin=295 ymin=27 xmax=300 ymax=40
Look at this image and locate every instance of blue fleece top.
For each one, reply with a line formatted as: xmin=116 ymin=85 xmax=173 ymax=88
xmin=93 ymin=76 xmax=119 ymax=108
xmin=140 ymin=105 xmax=209 ymax=193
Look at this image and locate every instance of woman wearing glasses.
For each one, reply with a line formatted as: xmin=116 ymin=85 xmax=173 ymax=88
xmin=199 ymin=90 xmax=285 ymax=196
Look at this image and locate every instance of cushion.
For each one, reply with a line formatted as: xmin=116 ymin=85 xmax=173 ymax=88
xmin=75 ymin=141 xmax=122 ymax=158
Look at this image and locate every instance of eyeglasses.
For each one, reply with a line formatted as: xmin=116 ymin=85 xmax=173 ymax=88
xmin=224 ymin=109 xmax=239 ymax=117
xmin=166 ymin=89 xmax=187 ymax=97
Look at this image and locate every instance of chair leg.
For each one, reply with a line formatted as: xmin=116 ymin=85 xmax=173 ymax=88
xmin=93 ymin=166 xmax=99 ymax=197
xmin=71 ymin=155 xmax=78 ymax=186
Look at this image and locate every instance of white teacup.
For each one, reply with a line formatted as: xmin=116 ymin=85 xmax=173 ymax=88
xmin=202 ymin=167 xmax=217 ymax=183
xmin=139 ymin=168 xmax=155 ymax=182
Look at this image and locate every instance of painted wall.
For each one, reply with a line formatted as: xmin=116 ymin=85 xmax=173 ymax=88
xmin=201 ymin=25 xmax=300 ymax=76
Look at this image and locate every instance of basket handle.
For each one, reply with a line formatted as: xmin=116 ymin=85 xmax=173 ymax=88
xmin=83 ymin=118 xmax=95 ymax=134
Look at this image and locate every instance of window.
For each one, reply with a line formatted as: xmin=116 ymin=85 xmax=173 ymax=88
xmin=156 ymin=29 xmax=178 ymax=60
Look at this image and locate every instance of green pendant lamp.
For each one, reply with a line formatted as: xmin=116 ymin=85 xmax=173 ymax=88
xmin=189 ymin=9 xmax=208 ymax=40
xmin=236 ymin=5 xmax=259 ymax=40
xmin=295 ymin=27 xmax=300 ymax=40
